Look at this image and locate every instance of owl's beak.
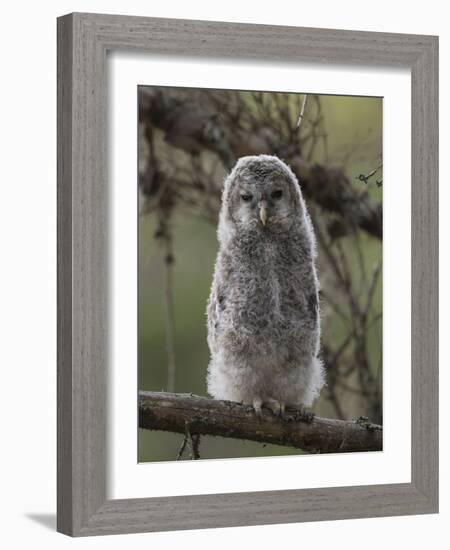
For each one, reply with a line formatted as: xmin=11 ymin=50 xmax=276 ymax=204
xmin=259 ymin=206 xmax=268 ymax=226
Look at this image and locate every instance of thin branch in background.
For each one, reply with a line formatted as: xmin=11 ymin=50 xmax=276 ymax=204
xmin=326 ymin=385 xmax=345 ymax=420
xmin=336 ymin=380 xmax=376 ymax=398
xmin=365 ymin=260 xmax=382 ymax=316
xmin=304 ymin=95 xmax=326 ymax=161
xmin=320 ymin=289 xmax=351 ymax=326
xmin=335 ymin=239 xmax=360 ymax=322
xmin=296 ymin=93 xmax=308 ymax=129
xmin=330 ymin=331 xmax=354 ymax=364
xmin=315 ymin=210 xmax=382 ymax=422
xmin=375 ymin=348 xmax=383 ymax=392
xmin=163 ymin=230 xmax=177 ymax=393
xmin=315 ymin=221 xmax=353 ymax=308
xmin=353 ymin=232 xmax=368 ymax=299
xmin=273 ymin=94 xmax=291 ymax=137
xmin=356 ymin=163 xmax=383 ymax=185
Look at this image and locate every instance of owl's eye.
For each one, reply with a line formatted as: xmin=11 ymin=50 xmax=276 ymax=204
xmin=271 ymin=190 xmax=283 ymax=200
xmin=241 ymin=194 xmax=253 ymax=202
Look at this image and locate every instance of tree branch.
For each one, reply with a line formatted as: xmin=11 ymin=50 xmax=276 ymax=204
xmin=139 ymin=391 xmax=382 ymax=454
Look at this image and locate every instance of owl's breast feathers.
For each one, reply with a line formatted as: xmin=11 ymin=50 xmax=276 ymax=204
xmin=209 ymin=231 xmax=319 ymax=357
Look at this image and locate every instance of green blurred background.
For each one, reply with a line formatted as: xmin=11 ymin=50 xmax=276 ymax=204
xmin=138 ymin=91 xmax=382 ymax=462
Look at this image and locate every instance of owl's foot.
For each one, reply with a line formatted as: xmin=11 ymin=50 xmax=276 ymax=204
xmin=250 ymin=399 xmax=291 ymax=419
xmin=265 ymin=399 xmax=285 ymax=418
xmin=252 ymin=397 xmax=263 ymax=417
xmin=294 ymin=406 xmax=315 ymax=423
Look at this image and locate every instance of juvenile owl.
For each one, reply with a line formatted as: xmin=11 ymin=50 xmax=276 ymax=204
xmin=206 ymin=154 xmax=325 ymax=415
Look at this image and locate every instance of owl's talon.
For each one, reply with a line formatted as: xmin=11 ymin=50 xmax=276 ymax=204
xmin=296 ymin=406 xmax=315 ymax=423
xmin=265 ymin=398 xmax=283 ymax=417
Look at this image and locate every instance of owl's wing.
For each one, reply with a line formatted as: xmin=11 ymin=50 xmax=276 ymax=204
xmin=207 ymin=284 xmax=227 ymax=354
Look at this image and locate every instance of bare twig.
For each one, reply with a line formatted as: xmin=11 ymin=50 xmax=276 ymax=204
xmin=356 ymin=163 xmax=383 ymax=185
xmin=189 ymin=433 xmax=201 ymax=460
xmin=365 ymin=260 xmax=382 ymax=316
xmin=176 ymin=429 xmax=189 ymax=460
xmin=296 ymin=93 xmax=308 ymax=129
xmin=177 ymin=422 xmax=201 ymax=460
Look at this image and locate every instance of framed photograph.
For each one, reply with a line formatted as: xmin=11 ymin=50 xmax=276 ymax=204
xmin=57 ymin=13 xmax=438 ymax=536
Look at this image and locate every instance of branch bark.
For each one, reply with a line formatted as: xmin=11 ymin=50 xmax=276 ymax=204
xmin=139 ymin=391 xmax=382 ymax=454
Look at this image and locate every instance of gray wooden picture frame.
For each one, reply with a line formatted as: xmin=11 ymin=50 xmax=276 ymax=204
xmin=57 ymin=12 xmax=439 ymax=537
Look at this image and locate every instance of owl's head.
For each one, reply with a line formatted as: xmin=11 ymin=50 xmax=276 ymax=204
xmin=219 ymin=155 xmax=305 ymax=241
